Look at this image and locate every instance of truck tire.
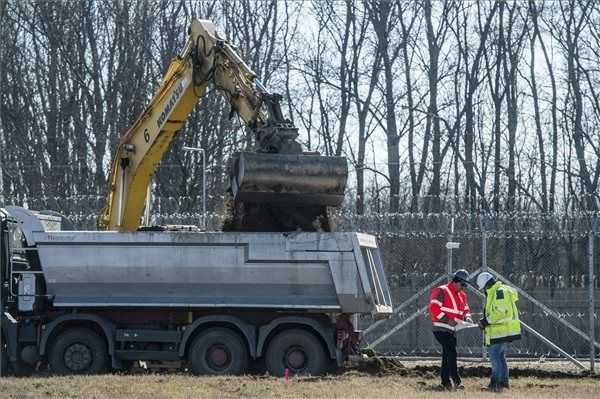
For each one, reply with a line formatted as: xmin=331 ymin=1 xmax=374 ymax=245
xmin=188 ymin=327 xmax=248 ymax=376
xmin=49 ymin=328 xmax=109 ymax=375
xmin=265 ymin=329 xmax=327 ymax=377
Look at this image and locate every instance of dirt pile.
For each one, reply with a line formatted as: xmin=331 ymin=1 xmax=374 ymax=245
xmin=349 ymin=357 xmax=408 ymax=376
xmin=221 ymin=198 xmax=333 ymax=232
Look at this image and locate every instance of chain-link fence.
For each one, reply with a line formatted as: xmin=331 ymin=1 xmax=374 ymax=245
xmin=358 ymin=220 xmax=599 ymax=371
xmin=2 ymin=196 xmax=599 ymax=369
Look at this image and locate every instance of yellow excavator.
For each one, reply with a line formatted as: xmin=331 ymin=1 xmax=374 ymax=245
xmin=97 ymin=19 xmax=347 ymax=232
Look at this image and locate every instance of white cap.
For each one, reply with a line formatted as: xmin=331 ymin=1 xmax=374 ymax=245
xmin=476 ymin=272 xmax=494 ymax=290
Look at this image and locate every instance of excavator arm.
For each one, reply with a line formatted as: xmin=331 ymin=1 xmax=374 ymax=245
xmin=98 ymin=19 xmax=347 ymax=232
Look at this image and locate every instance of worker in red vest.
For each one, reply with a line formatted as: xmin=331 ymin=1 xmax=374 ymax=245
xmin=429 ymin=269 xmax=472 ymax=391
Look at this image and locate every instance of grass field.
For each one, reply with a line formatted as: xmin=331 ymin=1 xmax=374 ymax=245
xmin=0 ymin=361 xmax=598 ymax=399
xmin=0 ymin=373 xmax=598 ymax=399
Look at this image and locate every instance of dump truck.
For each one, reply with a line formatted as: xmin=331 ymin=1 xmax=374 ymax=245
xmin=0 ymin=206 xmax=392 ymax=376
xmin=0 ymin=19 xmax=393 ymax=377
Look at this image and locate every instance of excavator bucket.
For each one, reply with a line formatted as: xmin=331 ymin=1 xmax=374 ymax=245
xmin=230 ymin=152 xmax=348 ymax=206
xmin=224 ymin=152 xmax=348 ymax=232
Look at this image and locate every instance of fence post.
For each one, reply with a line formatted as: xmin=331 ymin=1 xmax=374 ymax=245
xmin=481 ymin=218 xmax=487 ymax=361
xmin=0 ymin=218 xmax=4 ymax=376
xmin=0 ymin=133 xmax=4 ymax=205
xmin=447 ymin=217 xmax=454 ymax=280
xmin=589 ymin=232 xmax=596 ymax=373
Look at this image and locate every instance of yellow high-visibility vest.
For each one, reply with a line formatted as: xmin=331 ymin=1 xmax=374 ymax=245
xmin=484 ymin=281 xmax=521 ymax=346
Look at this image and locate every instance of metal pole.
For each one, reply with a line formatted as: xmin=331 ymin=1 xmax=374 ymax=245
xmin=202 ymin=149 xmax=206 ymax=230
xmin=0 ymin=120 xmax=5 ymax=205
xmin=519 ymin=319 xmax=586 ymax=370
xmin=118 ymin=167 xmax=125 ymax=228
xmin=0 ymin=256 xmax=2 ymax=377
xmin=481 ymin=223 xmax=487 ymax=361
xmin=0 ymin=220 xmax=5 ymax=376
xmin=447 ymin=217 xmax=454 ymax=281
xmin=0 ymin=154 xmax=4 ymax=205
xmin=482 ymin=234 xmax=487 ymax=270
xmin=0 ymin=248 xmax=3 ymax=377
xmin=144 ymin=181 xmax=152 ymax=227
xmin=182 ymin=146 xmax=206 ymax=230
xmin=589 ymin=232 xmax=596 ymax=373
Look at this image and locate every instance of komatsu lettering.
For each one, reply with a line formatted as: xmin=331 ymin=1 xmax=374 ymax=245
xmin=157 ymin=81 xmax=185 ymax=129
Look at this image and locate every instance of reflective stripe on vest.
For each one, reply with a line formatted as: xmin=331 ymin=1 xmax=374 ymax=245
xmin=440 ymin=285 xmax=458 ymax=310
xmin=440 ymin=307 xmax=463 ymax=315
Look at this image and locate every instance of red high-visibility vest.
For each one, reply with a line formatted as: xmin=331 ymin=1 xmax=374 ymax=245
xmin=429 ymin=281 xmax=471 ymax=332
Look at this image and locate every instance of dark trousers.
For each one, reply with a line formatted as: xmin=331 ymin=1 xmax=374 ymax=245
xmin=433 ymin=330 xmax=461 ymax=387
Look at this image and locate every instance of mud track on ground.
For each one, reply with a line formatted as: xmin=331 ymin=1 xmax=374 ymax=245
xmin=347 ymin=357 xmax=599 ymax=379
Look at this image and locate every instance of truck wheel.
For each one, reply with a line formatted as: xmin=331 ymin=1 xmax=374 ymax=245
xmin=49 ymin=328 xmax=109 ymax=375
xmin=188 ymin=327 xmax=248 ymax=375
xmin=265 ymin=329 xmax=327 ymax=377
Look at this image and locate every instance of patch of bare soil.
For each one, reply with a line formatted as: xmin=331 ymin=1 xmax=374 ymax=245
xmin=347 ymin=356 xmax=599 ymax=379
xmin=350 ymin=356 xmax=409 ymax=376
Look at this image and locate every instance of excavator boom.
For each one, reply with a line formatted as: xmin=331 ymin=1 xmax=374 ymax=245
xmin=98 ymin=19 xmax=347 ymax=232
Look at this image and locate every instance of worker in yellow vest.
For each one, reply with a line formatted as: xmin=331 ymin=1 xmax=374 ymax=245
xmin=476 ymin=272 xmax=521 ymax=392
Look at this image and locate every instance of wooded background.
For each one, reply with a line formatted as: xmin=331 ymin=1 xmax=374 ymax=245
xmin=1 ymin=0 xmax=600 ymax=222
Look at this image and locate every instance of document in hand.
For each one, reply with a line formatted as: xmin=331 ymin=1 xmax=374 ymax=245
xmin=454 ymin=319 xmax=479 ymax=332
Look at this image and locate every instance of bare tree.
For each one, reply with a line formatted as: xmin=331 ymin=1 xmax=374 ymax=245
xmin=366 ymin=0 xmax=408 ymax=212
xmin=422 ymin=0 xmax=452 ymax=213
xmin=3 ymin=0 xmax=600 ymax=223
xmin=449 ymin=0 xmax=498 ymax=211
xmin=554 ymin=0 xmax=597 ymax=211
xmin=502 ymin=1 xmax=528 ymax=211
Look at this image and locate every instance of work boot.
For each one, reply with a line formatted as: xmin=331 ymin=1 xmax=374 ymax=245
xmin=433 ymin=384 xmax=453 ymax=391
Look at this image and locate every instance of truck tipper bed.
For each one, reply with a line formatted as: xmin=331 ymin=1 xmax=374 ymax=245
xmin=0 ymin=206 xmax=392 ymax=376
